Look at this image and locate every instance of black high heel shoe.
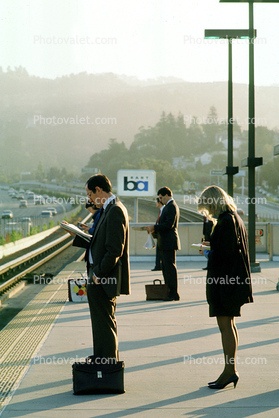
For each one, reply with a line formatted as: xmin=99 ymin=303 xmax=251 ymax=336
xmin=208 ymin=380 xmax=217 ymax=385
xmin=208 ymin=373 xmax=239 ymax=389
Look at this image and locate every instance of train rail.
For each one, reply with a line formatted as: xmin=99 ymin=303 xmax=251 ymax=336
xmin=0 ymin=213 xmax=91 ymax=297
xmin=0 ymin=234 xmax=72 ymax=296
xmin=135 ymin=198 xmax=203 ymax=222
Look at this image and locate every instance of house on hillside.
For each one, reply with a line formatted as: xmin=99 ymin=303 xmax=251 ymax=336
xmin=172 ymin=156 xmax=195 ymax=170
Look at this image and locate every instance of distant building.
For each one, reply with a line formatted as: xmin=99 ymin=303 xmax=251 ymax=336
xmin=172 ymin=156 xmax=195 ymax=170
xmin=217 ymin=130 xmax=243 ymax=150
xmin=195 ymin=152 xmax=212 ymax=166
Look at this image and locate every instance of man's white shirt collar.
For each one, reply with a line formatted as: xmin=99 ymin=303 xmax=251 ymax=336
xmin=103 ymin=194 xmax=116 ymax=210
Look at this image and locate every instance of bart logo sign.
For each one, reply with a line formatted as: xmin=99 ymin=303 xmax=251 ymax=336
xmin=117 ymin=170 xmax=156 ymax=197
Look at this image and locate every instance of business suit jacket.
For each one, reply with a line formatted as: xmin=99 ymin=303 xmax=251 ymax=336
xmin=153 ymin=199 xmax=181 ymax=251
xmin=207 ymin=210 xmax=253 ymax=309
xmin=73 ymin=198 xmax=130 ymax=299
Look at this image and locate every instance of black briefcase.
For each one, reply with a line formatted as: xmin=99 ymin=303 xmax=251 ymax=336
xmin=72 ymin=360 xmax=125 ymax=395
xmin=145 ymin=279 xmax=169 ymax=300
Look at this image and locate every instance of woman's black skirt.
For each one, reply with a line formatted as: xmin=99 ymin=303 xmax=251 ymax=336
xmin=209 ymin=304 xmax=241 ymax=317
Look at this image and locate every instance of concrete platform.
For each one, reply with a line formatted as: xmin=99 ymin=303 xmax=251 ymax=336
xmin=1 ymin=259 xmax=279 ymax=417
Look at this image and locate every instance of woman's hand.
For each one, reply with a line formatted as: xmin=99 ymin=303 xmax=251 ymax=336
xmin=79 ymin=223 xmax=90 ymax=232
xmin=199 ymin=242 xmax=210 ymax=256
xmin=199 ymin=246 xmax=205 ymax=256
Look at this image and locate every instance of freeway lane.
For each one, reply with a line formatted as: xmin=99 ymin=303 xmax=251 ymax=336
xmin=0 ymin=189 xmax=72 ymax=219
xmin=0 ymin=188 xmax=76 ymax=239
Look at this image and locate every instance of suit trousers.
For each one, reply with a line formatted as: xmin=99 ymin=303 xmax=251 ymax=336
xmin=86 ymin=279 xmax=118 ymax=361
xmin=161 ymin=249 xmax=179 ymax=298
xmin=155 ymin=245 xmax=162 ymax=269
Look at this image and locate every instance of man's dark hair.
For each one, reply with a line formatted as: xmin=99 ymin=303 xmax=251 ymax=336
xmin=157 ymin=186 xmax=172 ymax=197
xmin=86 ymin=174 xmax=112 ymax=193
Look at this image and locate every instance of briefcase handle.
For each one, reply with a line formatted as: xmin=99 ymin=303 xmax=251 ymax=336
xmin=153 ymin=279 xmax=163 ymax=285
xmin=70 ymin=273 xmax=88 ymax=287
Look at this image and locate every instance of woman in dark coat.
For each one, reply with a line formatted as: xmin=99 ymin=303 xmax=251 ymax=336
xmin=198 ymin=186 xmax=253 ymax=390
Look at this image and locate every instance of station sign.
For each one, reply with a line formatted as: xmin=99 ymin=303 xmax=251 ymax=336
xmin=255 ymin=228 xmax=265 ymax=247
xmin=210 ymin=170 xmax=223 ymax=176
xmin=117 ymin=170 xmax=156 ymax=197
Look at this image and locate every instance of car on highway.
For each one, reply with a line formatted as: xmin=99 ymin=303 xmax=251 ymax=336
xmin=34 ymin=195 xmax=45 ymax=205
xmin=27 ymin=192 xmax=35 ymax=199
xmin=41 ymin=210 xmax=53 ymax=218
xmin=1 ymin=210 xmax=13 ymax=219
xmin=19 ymin=200 xmax=28 ymax=208
xmin=20 ymin=217 xmax=32 ymax=226
xmin=46 ymin=207 xmax=57 ymax=216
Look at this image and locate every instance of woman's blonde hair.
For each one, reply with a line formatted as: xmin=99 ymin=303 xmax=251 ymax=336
xmin=198 ymin=185 xmax=237 ymax=221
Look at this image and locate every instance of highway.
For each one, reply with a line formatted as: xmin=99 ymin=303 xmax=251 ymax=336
xmin=0 ymin=187 xmax=77 ymax=239
xmin=0 ymin=189 xmax=72 ymax=218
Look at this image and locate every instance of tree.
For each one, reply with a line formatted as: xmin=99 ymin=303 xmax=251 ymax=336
xmin=86 ymin=138 xmax=129 ymax=180
xmin=35 ymin=161 xmax=45 ymax=181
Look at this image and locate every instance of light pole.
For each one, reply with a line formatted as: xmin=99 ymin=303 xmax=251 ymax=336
xmin=204 ymin=29 xmax=252 ymax=197
xmin=219 ymin=0 xmax=279 ymax=272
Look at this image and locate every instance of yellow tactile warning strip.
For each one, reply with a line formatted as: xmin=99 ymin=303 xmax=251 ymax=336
xmin=0 ymin=261 xmax=86 ymax=415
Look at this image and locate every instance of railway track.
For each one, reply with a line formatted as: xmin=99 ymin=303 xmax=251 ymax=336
xmin=0 ymin=213 xmax=91 ymax=298
xmin=133 ymin=198 xmax=203 ymax=222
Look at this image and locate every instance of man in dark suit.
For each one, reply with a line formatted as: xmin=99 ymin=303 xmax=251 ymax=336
xmin=146 ymin=187 xmax=181 ymax=301
xmin=68 ymin=174 xmax=130 ymax=362
xmin=151 ymin=197 xmax=164 ymax=271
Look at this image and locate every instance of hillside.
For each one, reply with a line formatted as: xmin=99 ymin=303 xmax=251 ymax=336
xmin=0 ymin=69 xmax=278 ymax=175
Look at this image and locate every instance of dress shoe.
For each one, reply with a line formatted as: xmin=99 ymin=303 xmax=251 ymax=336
xmin=163 ymin=295 xmax=180 ymax=301
xmin=163 ymin=296 xmax=175 ymax=301
xmin=208 ymin=380 xmax=216 ymax=385
xmin=208 ymin=373 xmax=239 ymax=389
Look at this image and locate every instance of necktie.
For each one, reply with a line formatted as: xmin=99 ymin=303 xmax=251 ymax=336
xmin=91 ymin=207 xmax=104 ymax=233
xmin=156 ymin=210 xmax=161 ymax=224
xmin=87 ymin=207 xmax=104 ymax=265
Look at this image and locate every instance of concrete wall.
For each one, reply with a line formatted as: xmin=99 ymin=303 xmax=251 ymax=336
xmin=130 ymin=222 xmax=204 ymax=256
xmin=268 ymin=223 xmax=279 ymax=261
xmin=3 ymin=221 xmax=279 ymax=260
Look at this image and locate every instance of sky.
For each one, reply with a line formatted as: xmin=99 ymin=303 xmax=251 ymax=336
xmin=1 ymin=0 xmax=279 ymax=86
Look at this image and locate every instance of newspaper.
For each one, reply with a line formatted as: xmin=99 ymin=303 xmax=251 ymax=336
xmin=60 ymin=221 xmax=92 ymax=242
xmin=191 ymin=243 xmax=210 ymax=250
